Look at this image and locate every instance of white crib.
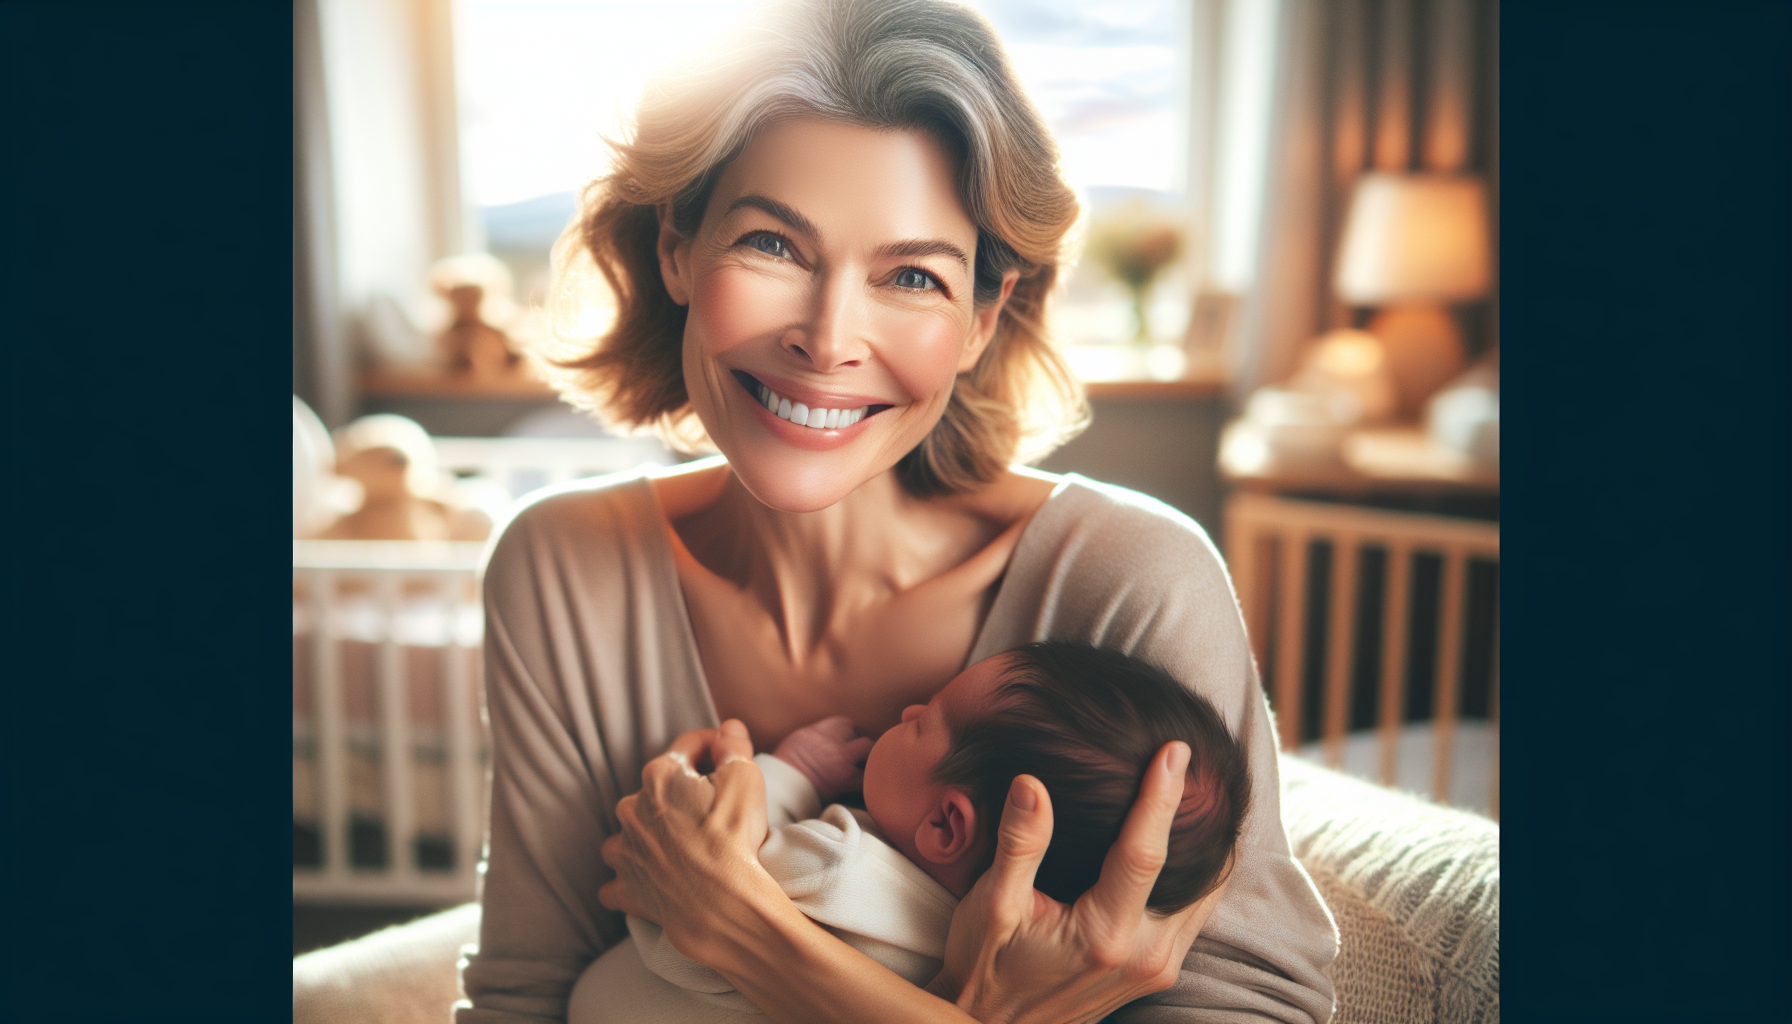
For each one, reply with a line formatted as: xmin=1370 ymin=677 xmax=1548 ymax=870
xmin=1225 ymin=492 xmax=1500 ymax=818
xmin=293 ymin=436 xmax=675 ymax=906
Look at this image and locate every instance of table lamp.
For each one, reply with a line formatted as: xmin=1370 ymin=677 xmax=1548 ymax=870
xmin=1334 ymin=173 xmax=1491 ymax=419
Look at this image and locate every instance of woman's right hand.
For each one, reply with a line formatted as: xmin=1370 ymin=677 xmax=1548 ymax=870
xmin=598 ymin=721 xmax=784 ymax=962
xmin=928 ymin=741 xmax=1229 ymax=1024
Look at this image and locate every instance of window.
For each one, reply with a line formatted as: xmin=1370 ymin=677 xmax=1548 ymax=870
xmin=454 ymin=0 xmax=1200 ymax=369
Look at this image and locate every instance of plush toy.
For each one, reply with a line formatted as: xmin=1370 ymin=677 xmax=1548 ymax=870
xmin=429 ymin=253 xmax=523 ymax=382
xmin=318 ymin=415 xmax=492 ymax=542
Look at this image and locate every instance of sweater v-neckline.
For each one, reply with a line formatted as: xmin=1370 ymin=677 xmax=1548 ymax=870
xmin=633 ymin=470 xmax=1084 ymax=729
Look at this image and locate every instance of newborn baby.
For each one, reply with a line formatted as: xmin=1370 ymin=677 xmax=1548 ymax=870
xmin=568 ymin=640 xmax=1251 ymax=1023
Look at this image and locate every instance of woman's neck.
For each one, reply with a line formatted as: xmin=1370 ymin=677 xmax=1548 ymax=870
xmin=668 ymin=464 xmax=1006 ymax=661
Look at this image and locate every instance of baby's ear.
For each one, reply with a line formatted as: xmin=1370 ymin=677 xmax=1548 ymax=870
xmin=913 ymin=788 xmax=980 ymax=866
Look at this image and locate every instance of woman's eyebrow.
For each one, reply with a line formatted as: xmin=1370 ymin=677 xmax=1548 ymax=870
xmin=878 ymin=238 xmax=969 ymax=269
xmin=726 ymin=194 xmax=819 ymax=238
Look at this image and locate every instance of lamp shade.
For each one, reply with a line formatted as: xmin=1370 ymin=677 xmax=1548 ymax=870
xmin=1334 ymin=173 xmax=1491 ymax=304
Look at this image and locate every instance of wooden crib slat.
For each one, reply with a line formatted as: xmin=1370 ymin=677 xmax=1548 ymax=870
xmin=1274 ymin=533 xmax=1309 ymax=750
xmin=1432 ymin=547 xmax=1467 ymax=804
xmin=1489 ymin=592 xmax=1500 ymax=821
xmin=377 ymin=573 xmax=418 ymax=882
xmin=310 ymin=570 xmax=349 ymax=881
xmin=1323 ymin=535 xmax=1359 ymax=768
xmin=1224 ymin=506 xmax=1270 ymax=675
xmin=1378 ymin=543 xmax=1411 ymax=787
xmin=444 ymin=580 xmax=482 ymax=887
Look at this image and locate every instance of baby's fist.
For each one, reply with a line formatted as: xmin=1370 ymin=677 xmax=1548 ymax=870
xmin=773 ymin=716 xmax=874 ymax=802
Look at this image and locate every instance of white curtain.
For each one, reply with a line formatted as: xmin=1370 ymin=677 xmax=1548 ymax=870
xmin=293 ymin=0 xmax=470 ymax=426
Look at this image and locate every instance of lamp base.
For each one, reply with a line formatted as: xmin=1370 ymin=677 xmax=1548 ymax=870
xmin=1367 ymin=304 xmax=1466 ymax=419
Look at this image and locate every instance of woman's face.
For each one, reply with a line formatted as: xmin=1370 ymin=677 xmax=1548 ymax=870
xmin=658 ymin=118 xmax=1012 ymax=513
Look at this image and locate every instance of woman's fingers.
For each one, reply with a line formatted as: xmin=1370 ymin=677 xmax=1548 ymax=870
xmin=707 ymin=738 xmax=770 ymax=845
xmin=983 ymin=774 xmax=1054 ymax=922
xmin=1085 ymin=741 xmax=1189 ymax=934
xmin=845 ymin=735 xmax=874 ymax=768
xmin=660 ymin=726 xmax=721 ymax=773
xmin=709 ymin=717 xmax=756 ymax=767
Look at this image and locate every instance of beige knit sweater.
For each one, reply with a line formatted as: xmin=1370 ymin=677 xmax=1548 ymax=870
xmin=458 ymin=469 xmax=1338 ymax=1024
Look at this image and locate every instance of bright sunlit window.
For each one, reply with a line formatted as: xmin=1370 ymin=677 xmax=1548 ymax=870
xmin=454 ymin=0 xmax=1190 ymax=311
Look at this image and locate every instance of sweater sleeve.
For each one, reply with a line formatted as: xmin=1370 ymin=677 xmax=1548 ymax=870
xmin=457 ymin=481 xmax=718 ymax=1024
xmin=972 ymin=479 xmax=1340 ymax=1024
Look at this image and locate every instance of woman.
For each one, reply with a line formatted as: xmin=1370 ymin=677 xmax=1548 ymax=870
xmin=459 ymin=2 xmax=1337 ymax=1021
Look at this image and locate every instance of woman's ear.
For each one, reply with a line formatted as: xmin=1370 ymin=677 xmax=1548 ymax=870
xmin=957 ymin=268 xmax=1020 ymax=373
xmin=656 ymin=202 xmax=693 ymax=307
xmin=913 ymin=788 xmax=981 ymax=865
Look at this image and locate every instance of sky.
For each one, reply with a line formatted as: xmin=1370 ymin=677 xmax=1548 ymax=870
xmin=455 ymin=0 xmax=1184 ymax=210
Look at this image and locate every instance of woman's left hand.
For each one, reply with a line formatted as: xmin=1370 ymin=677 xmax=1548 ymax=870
xmin=598 ymin=719 xmax=782 ymax=962
xmin=928 ymin=741 xmax=1229 ymax=1024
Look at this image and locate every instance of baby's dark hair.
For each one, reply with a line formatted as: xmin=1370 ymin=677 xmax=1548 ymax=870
xmin=931 ymin=641 xmax=1250 ymax=913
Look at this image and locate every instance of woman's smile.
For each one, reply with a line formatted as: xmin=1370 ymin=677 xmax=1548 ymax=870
xmin=732 ymin=369 xmax=891 ymax=433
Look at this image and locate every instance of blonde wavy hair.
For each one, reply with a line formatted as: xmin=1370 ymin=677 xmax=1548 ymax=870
xmin=536 ymin=0 xmax=1088 ymax=496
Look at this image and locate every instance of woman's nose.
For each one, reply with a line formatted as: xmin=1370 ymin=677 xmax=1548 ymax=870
xmin=783 ymin=275 xmax=868 ymax=372
xmin=901 ymin=704 xmax=925 ymax=723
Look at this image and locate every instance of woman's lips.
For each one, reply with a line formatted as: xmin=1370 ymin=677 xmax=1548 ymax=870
xmin=734 ymin=371 xmax=893 ymax=432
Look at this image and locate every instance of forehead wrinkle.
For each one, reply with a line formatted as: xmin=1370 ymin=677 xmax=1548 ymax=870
xmin=725 ymin=194 xmax=820 ymax=240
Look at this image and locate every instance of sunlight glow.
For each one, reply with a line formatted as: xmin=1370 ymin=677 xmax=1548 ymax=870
xmin=455 ymin=0 xmax=1184 ymax=209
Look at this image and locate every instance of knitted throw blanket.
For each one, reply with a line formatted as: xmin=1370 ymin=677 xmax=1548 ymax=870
xmin=1280 ymin=755 xmax=1500 ymax=1024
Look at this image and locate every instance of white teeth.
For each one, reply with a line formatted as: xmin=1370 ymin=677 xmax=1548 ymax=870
xmin=753 ymin=381 xmax=870 ymax=431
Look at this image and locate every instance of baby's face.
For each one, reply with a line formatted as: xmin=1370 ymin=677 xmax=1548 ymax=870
xmin=862 ymin=651 xmax=1014 ymax=861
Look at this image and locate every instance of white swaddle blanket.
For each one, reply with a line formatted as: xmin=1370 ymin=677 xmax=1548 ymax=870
xmin=567 ymin=754 xmax=959 ymax=1023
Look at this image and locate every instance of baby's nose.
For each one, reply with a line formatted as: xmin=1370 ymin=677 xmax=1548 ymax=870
xmin=901 ymin=704 xmax=925 ymax=723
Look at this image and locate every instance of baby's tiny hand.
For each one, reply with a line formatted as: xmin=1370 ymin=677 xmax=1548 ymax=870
xmin=773 ymin=716 xmax=874 ymax=802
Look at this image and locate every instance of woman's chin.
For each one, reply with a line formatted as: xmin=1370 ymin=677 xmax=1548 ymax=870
xmin=725 ymin=445 xmax=893 ymax=514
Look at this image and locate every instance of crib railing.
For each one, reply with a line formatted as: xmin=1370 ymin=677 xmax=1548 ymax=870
xmin=434 ymin=435 xmax=673 ymax=498
xmin=293 ymin=540 xmax=487 ymax=905
xmin=293 ymin=436 xmax=677 ymax=905
xmin=1225 ymin=492 xmax=1499 ymax=817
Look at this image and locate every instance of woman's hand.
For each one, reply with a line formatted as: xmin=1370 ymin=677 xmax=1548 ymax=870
xmin=928 ymin=741 xmax=1230 ymax=1024
xmin=598 ymin=720 xmax=784 ymax=962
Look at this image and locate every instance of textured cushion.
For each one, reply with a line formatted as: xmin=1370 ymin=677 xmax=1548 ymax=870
xmin=293 ymin=903 xmax=478 ymax=1024
xmin=1280 ymin=755 xmax=1500 ymax=1023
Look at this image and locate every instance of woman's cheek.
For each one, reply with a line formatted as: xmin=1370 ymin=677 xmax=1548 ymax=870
xmin=691 ymin=266 xmax=801 ymax=355
xmin=876 ymin=308 xmax=970 ymax=404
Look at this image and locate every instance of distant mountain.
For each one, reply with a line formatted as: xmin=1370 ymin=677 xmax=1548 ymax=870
xmin=483 ymin=191 xmax=579 ymax=253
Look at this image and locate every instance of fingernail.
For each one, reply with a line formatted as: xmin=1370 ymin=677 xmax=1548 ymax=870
xmin=1009 ymin=777 xmax=1037 ymax=811
xmin=722 ymin=719 xmax=747 ymax=738
xmin=1167 ymin=742 xmax=1190 ymax=775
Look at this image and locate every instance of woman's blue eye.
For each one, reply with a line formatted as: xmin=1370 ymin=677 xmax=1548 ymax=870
xmin=894 ymin=269 xmax=937 ymax=291
xmin=749 ymin=233 xmax=789 ymax=258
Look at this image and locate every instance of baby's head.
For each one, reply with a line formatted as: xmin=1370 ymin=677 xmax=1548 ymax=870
xmin=863 ymin=641 xmax=1250 ymax=911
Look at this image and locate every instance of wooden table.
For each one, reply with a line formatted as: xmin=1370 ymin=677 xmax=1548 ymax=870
xmin=1220 ymin=423 xmax=1498 ymax=496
